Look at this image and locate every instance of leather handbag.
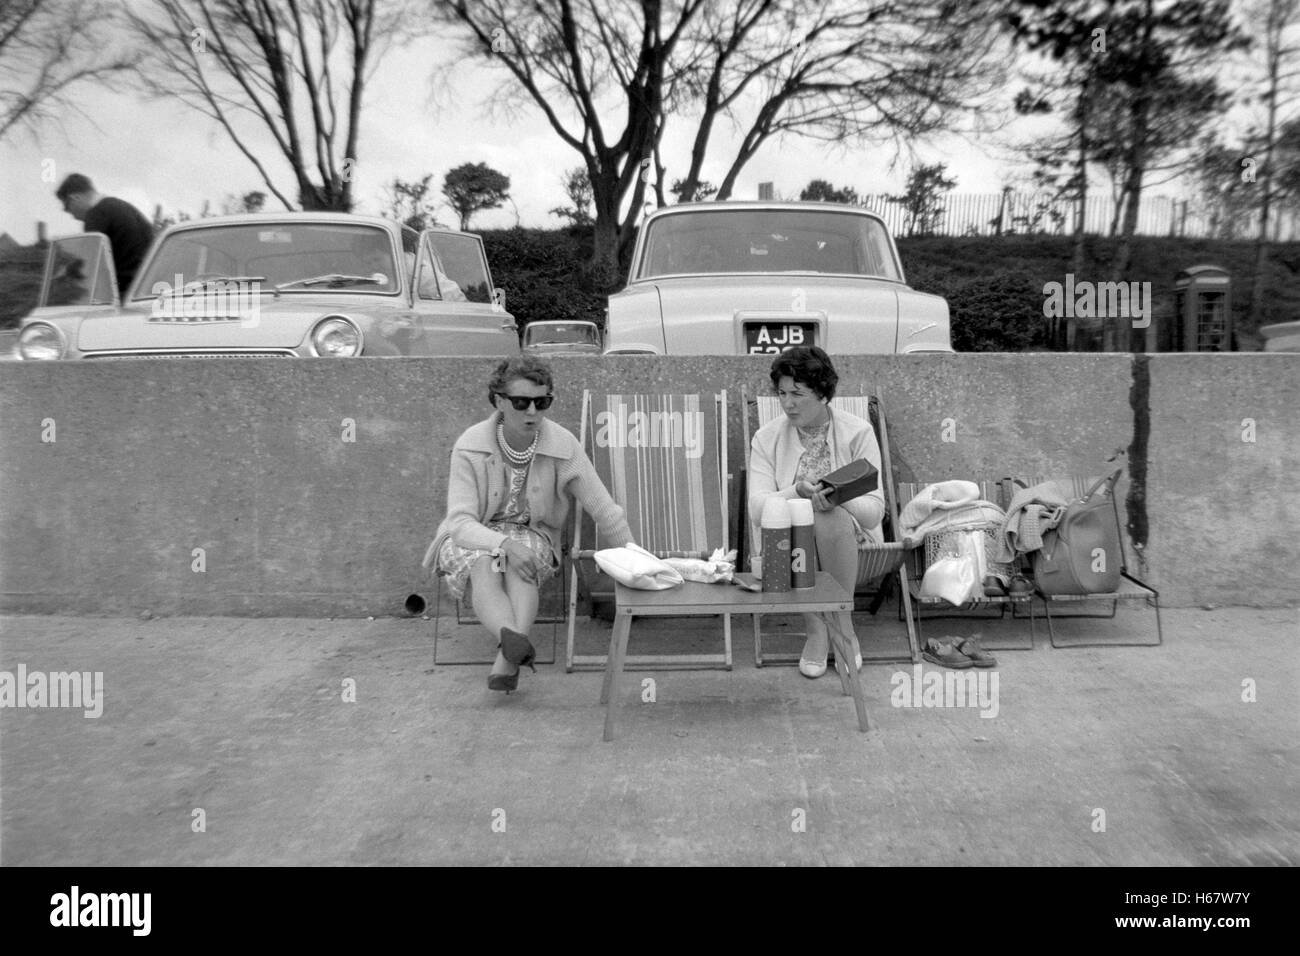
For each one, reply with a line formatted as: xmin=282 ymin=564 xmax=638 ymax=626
xmin=817 ymin=459 xmax=878 ymax=506
xmin=1033 ymin=470 xmax=1123 ymax=595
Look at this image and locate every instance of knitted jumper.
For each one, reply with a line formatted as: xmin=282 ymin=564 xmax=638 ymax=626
xmin=431 ymin=414 xmax=633 ymax=559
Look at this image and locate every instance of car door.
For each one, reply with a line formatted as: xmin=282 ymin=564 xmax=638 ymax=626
xmin=410 ymin=229 xmax=516 ymax=355
xmin=39 ymin=233 xmax=119 ymax=312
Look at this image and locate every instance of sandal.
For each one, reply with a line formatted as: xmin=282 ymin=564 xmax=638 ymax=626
xmin=922 ymin=638 xmax=974 ymax=669
xmin=982 ymin=575 xmax=1007 ymax=597
xmin=954 ymin=636 xmax=998 ymax=668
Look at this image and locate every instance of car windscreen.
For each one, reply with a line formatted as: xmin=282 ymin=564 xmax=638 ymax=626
xmin=131 ymin=223 xmax=401 ymax=299
xmin=637 ymin=210 xmax=902 ymax=281
xmin=524 ymin=323 xmax=599 ymax=346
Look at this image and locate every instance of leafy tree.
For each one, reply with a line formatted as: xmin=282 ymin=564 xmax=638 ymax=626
xmin=1239 ymin=0 xmax=1300 ymax=329
xmin=799 ymin=179 xmax=859 ymax=203
xmin=949 ymin=271 xmax=1048 ymax=352
xmin=1191 ymin=135 xmax=1259 ymax=239
xmin=0 ymin=0 xmax=138 ymax=141
xmin=442 ymin=162 xmax=511 ymax=230
xmin=386 ymin=174 xmax=442 ymax=231
xmin=1005 ymin=0 xmax=1246 ymax=350
xmin=670 ymin=179 xmax=718 ymax=202
xmin=218 ymin=191 xmax=268 ymax=215
xmin=549 ymin=167 xmax=594 ymax=226
xmin=888 ymin=163 xmax=956 ymax=236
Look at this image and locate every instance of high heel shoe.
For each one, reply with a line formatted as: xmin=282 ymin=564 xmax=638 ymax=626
xmin=487 ymin=628 xmax=536 ymax=694
xmin=499 ymin=627 xmax=536 ymax=672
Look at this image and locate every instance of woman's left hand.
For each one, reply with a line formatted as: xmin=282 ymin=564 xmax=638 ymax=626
xmin=807 ymin=485 xmax=834 ymax=512
xmin=797 ymin=480 xmax=833 ymax=513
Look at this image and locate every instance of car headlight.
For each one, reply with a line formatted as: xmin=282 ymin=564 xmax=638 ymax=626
xmin=310 ymin=315 xmax=363 ymax=357
xmin=18 ymin=322 xmax=67 ymax=360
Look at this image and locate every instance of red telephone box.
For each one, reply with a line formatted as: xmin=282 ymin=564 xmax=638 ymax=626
xmin=1170 ymin=265 xmax=1232 ymax=352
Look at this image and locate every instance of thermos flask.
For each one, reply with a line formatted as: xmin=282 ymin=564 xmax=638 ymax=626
xmin=760 ymin=497 xmax=792 ymax=593
xmin=787 ymin=498 xmax=815 ymax=589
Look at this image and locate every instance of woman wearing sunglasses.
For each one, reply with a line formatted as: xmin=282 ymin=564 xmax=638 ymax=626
xmin=430 ymin=355 xmax=634 ymax=693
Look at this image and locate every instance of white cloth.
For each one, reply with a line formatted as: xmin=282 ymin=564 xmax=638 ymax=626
xmin=898 ymin=481 xmax=1005 ymax=548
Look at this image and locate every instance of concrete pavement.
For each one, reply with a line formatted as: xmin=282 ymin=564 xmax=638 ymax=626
xmin=1 ymin=603 xmax=1297 ymax=866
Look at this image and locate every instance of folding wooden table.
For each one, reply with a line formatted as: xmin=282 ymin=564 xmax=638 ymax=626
xmin=600 ymin=572 xmax=870 ymax=740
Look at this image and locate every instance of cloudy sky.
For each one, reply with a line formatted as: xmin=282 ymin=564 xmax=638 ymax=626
xmin=0 ymin=4 xmax=1255 ymax=245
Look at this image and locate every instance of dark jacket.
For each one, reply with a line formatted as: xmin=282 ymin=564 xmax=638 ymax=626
xmin=85 ymin=197 xmax=154 ymax=297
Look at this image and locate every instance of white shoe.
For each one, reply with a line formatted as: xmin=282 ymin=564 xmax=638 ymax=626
xmin=824 ymin=651 xmax=864 ymax=672
xmin=799 ymin=655 xmax=828 ymax=679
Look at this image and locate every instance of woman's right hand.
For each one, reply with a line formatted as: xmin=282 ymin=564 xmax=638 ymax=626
xmin=501 ymin=539 xmax=542 ymax=583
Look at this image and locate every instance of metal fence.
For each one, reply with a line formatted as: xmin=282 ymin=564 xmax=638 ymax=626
xmin=857 ymin=192 xmax=1300 ymax=241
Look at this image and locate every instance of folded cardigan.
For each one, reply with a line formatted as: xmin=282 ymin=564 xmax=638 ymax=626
xmin=994 ymin=481 xmax=1069 ymax=563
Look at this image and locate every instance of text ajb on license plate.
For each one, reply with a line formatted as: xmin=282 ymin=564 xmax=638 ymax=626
xmin=745 ymin=323 xmax=814 ymax=354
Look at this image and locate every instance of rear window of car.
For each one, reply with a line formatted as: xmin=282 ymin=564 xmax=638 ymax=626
xmin=636 ymin=209 xmax=902 ymax=281
xmin=131 ymin=223 xmax=401 ymax=299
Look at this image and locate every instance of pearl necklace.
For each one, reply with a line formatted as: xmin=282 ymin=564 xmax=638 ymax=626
xmin=497 ymin=420 xmax=539 ymax=466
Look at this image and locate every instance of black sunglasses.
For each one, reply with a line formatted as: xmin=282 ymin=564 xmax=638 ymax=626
xmin=495 ymin=392 xmax=554 ymax=411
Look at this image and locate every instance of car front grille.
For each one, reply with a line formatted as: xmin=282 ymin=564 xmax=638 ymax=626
xmin=85 ymin=350 xmax=296 ymax=360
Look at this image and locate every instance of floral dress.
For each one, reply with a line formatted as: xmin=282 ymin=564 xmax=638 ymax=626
xmin=436 ymin=458 xmax=558 ymax=600
xmin=793 ymin=422 xmax=833 ymax=487
xmin=793 ymin=420 xmax=875 ymax=549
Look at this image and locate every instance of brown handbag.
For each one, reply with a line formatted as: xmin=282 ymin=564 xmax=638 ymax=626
xmin=1032 ymin=470 xmax=1123 ymax=596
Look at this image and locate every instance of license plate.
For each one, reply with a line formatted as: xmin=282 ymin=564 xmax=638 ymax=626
xmin=744 ymin=323 xmax=814 ymax=354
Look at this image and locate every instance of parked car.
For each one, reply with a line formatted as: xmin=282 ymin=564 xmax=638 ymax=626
xmin=521 ymin=320 xmax=602 ymax=355
xmin=16 ymin=213 xmax=516 ymax=359
xmin=1260 ymin=319 xmax=1300 ymax=352
xmin=604 ymin=201 xmax=952 ymax=355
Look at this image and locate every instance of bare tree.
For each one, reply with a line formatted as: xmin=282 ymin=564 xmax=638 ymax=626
xmin=435 ymin=0 xmax=703 ymax=275
xmin=671 ymin=0 xmax=1008 ymax=204
xmin=125 ymin=0 xmax=414 ymax=211
xmin=0 ymin=0 xmax=139 ymax=140
xmin=435 ymin=0 xmax=1005 ymax=272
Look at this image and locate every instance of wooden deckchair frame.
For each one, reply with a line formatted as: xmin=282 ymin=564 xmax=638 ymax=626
xmin=740 ymin=388 xmax=920 ymax=666
xmin=565 ymin=390 xmax=733 ymax=671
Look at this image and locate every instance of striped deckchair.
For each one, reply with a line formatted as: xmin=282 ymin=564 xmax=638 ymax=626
xmin=565 ymin=391 xmax=732 ymax=671
xmin=1005 ymin=473 xmax=1161 ymax=648
xmin=741 ymin=389 xmax=919 ymax=666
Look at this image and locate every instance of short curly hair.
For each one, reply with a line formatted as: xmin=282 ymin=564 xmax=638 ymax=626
xmin=487 ymin=354 xmax=554 ymax=407
xmin=769 ymin=346 xmax=838 ymax=400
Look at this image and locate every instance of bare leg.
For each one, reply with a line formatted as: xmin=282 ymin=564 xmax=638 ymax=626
xmin=813 ymin=508 xmax=863 ymax=660
xmin=468 ymin=557 xmax=520 ymax=677
xmin=503 ymin=565 xmax=541 ymax=637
